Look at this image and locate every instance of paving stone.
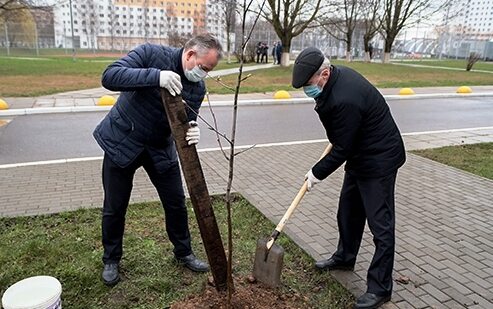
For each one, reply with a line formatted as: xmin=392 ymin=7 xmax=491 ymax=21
xmin=1 ymin=133 xmax=493 ymax=307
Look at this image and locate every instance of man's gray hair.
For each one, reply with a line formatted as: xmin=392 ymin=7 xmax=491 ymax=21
xmin=315 ymin=57 xmax=331 ymax=75
xmin=185 ymin=34 xmax=223 ymax=59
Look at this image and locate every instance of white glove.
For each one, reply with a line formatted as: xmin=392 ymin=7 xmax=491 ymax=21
xmin=305 ymin=169 xmax=322 ymax=191
xmin=159 ymin=70 xmax=182 ymax=96
xmin=186 ymin=121 xmax=200 ymax=145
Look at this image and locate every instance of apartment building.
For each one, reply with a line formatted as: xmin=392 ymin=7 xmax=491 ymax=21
xmin=53 ymin=0 xmax=226 ymax=50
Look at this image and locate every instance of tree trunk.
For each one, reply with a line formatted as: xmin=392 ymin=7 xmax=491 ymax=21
xmin=364 ymin=51 xmax=370 ymax=62
xmin=280 ymin=52 xmax=289 ymax=66
xmin=226 ymin=32 xmax=231 ymax=64
xmin=345 ymin=50 xmax=351 ymax=62
xmin=382 ymin=35 xmax=395 ymax=63
xmin=383 ymin=52 xmax=391 ymax=63
xmin=280 ymin=40 xmax=291 ymax=67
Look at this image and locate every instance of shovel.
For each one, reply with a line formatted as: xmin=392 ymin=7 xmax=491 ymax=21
xmin=252 ymin=143 xmax=333 ymax=287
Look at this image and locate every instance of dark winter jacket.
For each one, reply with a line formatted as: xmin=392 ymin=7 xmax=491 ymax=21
xmin=312 ymin=65 xmax=406 ymax=179
xmin=93 ymin=43 xmax=205 ymax=170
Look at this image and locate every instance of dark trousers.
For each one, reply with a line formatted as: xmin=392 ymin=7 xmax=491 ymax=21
xmin=261 ymin=53 xmax=268 ymax=63
xmin=101 ymin=151 xmax=192 ymax=264
xmin=332 ymin=171 xmax=397 ymax=296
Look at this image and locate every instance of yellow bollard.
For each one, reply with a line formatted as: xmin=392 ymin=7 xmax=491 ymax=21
xmin=97 ymin=95 xmax=117 ymax=106
xmin=274 ymin=90 xmax=291 ymax=99
xmin=456 ymin=86 xmax=472 ymax=94
xmin=0 ymin=99 xmax=9 ymax=110
xmin=399 ymin=88 xmax=415 ymax=95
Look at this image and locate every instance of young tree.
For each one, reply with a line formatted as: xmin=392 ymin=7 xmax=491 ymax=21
xmin=320 ymin=0 xmax=359 ymax=62
xmin=380 ymin=0 xmax=440 ymax=63
xmin=189 ymin=0 xmax=267 ymax=305
xmin=77 ymin=0 xmax=99 ymax=52
xmin=361 ymin=0 xmax=381 ymax=62
xmin=263 ymin=0 xmax=323 ymax=66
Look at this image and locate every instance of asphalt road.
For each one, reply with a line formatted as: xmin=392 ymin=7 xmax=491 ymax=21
xmin=1 ymin=96 xmax=492 ymax=165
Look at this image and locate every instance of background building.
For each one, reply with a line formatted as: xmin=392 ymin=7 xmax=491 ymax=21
xmin=53 ymin=0 xmax=227 ymax=51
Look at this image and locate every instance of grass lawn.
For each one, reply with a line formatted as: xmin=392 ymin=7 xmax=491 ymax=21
xmin=412 ymin=143 xmax=493 ymax=180
xmin=205 ymin=60 xmax=493 ymax=94
xmin=395 ymin=59 xmax=493 ymax=72
xmin=0 ymin=57 xmax=258 ymax=97
xmin=3 ymin=55 xmax=493 ymax=97
xmin=0 ymin=57 xmax=111 ymax=97
xmin=0 ymin=196 xmax=352 ymax=309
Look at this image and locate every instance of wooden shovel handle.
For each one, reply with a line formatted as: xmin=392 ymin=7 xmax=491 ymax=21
xmin=266 ymin=143 xmax=333 ymax=250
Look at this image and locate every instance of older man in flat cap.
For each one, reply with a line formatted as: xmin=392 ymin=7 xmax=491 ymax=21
xmin=292 ymin=47 xmax=406 ymax=309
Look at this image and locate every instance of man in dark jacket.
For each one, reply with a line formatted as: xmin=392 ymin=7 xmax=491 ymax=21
xmin=292 ymin=47 xmax=405 ymax=309
xmin=93 ymin=34 xmax=223 ymax=286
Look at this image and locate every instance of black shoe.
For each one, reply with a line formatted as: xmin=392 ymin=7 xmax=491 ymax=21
xmin=176 ymin=254 xmax=210 ymax=272
xmin=102 ymin=263 xmax=120 ymax=286
xmin=353 ymin=293 xmax=391 ymax=309
xmin=315 ymin=257 xmax=354 ymax=271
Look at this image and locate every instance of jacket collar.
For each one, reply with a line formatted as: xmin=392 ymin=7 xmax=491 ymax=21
xmin=315 ymin=65 xmax=339 ymax=110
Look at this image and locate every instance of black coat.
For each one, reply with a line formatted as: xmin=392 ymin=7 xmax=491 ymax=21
xmin=312 ymin=65 xmax=406 ymax=179
xmin=93 ymin=43 xmax=205 ymax=170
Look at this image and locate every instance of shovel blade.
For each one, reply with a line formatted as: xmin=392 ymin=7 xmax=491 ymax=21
xmin=252 ymin=238 xmax=284 ymax=288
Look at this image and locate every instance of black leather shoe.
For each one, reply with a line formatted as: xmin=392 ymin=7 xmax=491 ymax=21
xmin=102 ymin=263 xmax=120 ymax=286
xmin=176 ymin=254 xmax=210 ymax=272
xmin=353 ymin=292 xmax=391 ymax=309
xmin=315 ymin=257 xmax=354 ymax=271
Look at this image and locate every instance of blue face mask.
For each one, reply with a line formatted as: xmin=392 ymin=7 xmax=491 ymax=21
xmin=185 ymin=55 xmax=207 ymax=82
xmin=303 ymin=84 xmax=322 ymax=98
xmin=303 ymin=75 xmax=323 ymax=98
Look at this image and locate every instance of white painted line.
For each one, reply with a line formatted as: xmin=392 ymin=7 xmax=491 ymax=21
xmin=1 ymin=126 xmax=492 ymax=169
xmin=401 ymin=126 xmax=493 ymax=136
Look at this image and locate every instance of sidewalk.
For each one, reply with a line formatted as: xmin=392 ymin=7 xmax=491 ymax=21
xmin=1 ymin=129 xmax=493 ymax=308
xmin=2 ymin=65 xmax=493 ymax=307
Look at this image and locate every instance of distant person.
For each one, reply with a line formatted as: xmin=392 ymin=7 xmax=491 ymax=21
xmin=291 ymin=47 xmax=406 ymax=309
xmin=272 ymin=42 xmax=278 ymax=64
xmin=256 ymin=41 xmax=262 ymax=63
xmin=93 ymin=34 xmax=223 ymax=286
xmin=261 ymin=42 xmax=268 ymax=63
xmin=369 ymin=43 xmax=374 ymax=60
xmin=276 ymin=41 xmax=282 ymax=65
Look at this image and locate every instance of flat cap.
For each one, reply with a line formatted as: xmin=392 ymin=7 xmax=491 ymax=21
xmin=292 ymin=47 xmax=324 ymax=88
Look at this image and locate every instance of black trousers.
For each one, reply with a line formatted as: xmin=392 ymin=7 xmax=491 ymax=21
xmin=332 ymin=171 xmax=397 ymax=296
xmin=101 ymin=151 xmax=192 ymax=264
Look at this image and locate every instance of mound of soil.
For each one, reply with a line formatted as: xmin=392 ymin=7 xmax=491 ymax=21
xmin=171 ymin=276 xmax=308 ymax=309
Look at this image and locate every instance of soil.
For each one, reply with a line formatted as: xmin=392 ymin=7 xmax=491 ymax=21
xmin=171 ymin=276 xmax=309 ymax=309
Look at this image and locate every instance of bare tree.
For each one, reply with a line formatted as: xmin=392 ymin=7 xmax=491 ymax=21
xmin=466 ymin=52 xmax=480 ymax=71
xmin=361 ymin=0 xmax=381 ymax=62
xmin=263 ymin=0 xmax=323 ymax=66
xmin=186 ymin=0 xmax=266 ymax=306
xmin=77 ymin=0 xmax=99 ymax=52
xmin=320 ymin=0 xmax=359 ymax=62
xmin=107 ymin=1 xmax=119 ymax=51
xmin=380 ymin=0 xmax=440 ymax=63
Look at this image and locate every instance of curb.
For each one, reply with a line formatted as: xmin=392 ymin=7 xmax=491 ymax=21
xmin=1 ymin=92 xmax=493 ymax=117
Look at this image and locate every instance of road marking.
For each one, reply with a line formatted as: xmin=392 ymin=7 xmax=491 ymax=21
xmin=1 ymin=126 xmax=492 ymax=169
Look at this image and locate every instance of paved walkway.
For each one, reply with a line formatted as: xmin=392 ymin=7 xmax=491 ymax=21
xmin=1 ymin=128 xmax=493 ymax=308
xmin=2 ymin=62 xmax=493 ymax=307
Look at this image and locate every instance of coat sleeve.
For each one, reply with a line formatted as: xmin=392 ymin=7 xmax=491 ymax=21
xmin=101 ymin=43 xmax=161 ymax=91
xmin=312 ymin=101 xmax=362 ymax=180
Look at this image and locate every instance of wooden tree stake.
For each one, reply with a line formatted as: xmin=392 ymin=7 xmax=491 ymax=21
xmin=161 ymin=89 xmax=227 ymax=291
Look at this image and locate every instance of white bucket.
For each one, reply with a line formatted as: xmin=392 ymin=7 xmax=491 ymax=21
xmin=2 ymin=276 xmax=62 ymax=309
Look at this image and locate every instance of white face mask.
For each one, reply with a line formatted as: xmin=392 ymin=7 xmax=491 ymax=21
xmin=185 ymin=54 xmax=207 ymax=82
